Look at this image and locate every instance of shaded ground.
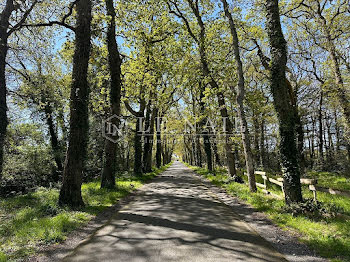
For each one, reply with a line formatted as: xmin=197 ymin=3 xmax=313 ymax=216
xmin=62 ymin=162 xmax=288 ymax=262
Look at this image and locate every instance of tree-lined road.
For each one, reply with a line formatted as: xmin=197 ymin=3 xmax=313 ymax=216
xmin=63 ymin=162 xmax=287 ymax=262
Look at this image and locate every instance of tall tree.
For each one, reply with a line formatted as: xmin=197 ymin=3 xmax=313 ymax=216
xmin=221 ymin=0 xmax=256 ymax=191
xmin=251 ymin=37 xmax=305 ymax=172
xmin=59 ymin=0 xmax=92 ymax=208
xmin=0 ymin=0 xmax=38 ymax=179
xmin=265 ymin=0 xmax=302 ymax=203
xmin=101 ymin=0 xmax=123 ymax=189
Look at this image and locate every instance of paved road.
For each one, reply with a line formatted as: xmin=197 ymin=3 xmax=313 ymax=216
xmin=63 ymin=162 xmax=288 ymax=262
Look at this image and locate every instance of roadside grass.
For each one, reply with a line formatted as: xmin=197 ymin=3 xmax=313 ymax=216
xmin=186 ymin=164 xmax=350 ymax=262
xmin=0 ymin=163 xmax=171 ymax=262
xmin=305 ymin=171 xmax=350 ymax=191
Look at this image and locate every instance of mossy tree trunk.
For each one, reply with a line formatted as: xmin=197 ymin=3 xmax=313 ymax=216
xmin=265 ymin=0 xmax=302 ymax=203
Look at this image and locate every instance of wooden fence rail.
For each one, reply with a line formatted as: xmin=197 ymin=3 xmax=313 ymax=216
xmin=244 ymin=171 xmax=350 ymax=202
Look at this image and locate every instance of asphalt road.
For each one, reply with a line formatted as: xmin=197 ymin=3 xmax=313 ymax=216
xmin=63 ymin=161 xmax=288 ymax=262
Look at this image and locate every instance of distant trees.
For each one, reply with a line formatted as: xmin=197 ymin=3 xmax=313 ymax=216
xmin=12 ymin=60 xmax=66 ymax=178
xmin=289 ymin=0 xmax=350 ymax=130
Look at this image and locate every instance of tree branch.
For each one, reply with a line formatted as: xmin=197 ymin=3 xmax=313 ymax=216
xmin=167 ymin=0 xmax=198 ymax=43
xmin=8 ymin=0 xmax=39 ymax=35
xmin=20 ymin=0 xmax=79 ymax=32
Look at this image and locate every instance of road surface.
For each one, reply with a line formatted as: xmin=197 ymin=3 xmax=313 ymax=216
xmin=63 ymin=162 xmax=288 ymax=262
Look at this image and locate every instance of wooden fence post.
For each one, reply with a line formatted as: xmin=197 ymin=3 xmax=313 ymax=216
xmin=277 ymin=178 xmax=285 ymax=197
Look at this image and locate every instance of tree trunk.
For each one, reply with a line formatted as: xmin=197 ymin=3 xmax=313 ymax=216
xmin=202 ymin=132 xmax=212 ymax=171
xmin=190 ymin=135 xmax=195 ymax=165
xmin=222 ymin=0 xmax=256 ymax=192
xmin=195 ymin=129 xmax=202 ymax=167
xmin=58 ymin=108 xmax=68 ymax=146
xmin=295 ymin=111 xmax=305 ymax=172
xmin=334 ymin=110 xmax=340 ymax=154
xmin=162 ymin=122 xmax=167 ymax=166
xmin=212 ymin=137 xmax=221 ymax=166
xmin=143 ymin=107 xmax=156 ymax=173
xmin=44 ymin=105 xmax=63 ymax=177
xmin=0 ymin=0 xmax=15 ymax=179
xmin=318 ymin=91 xmax=324 ymax=164
xmin=253 ymin=117 xmax=260 ymax=166
xmin=306 ymin=123 xmax=312 ymax=168
xmin=311 ymin=115 xmax=316 ymax=168
xmin=225 ymin=137 xmax=237 ymax=177
xmin=101 ymin=0 xmax=123 ymax=189
xmin=59 ymin=0 xmax=92 ymax=208
xmin=134 ymin=117 xmax=143 ymax=175
xmin=125 ymin=100 xmax=146 ymax=175
xmin=126 ymin=146 xmax=130 ymax=171
xmin=191 ymin=95 xmax=202 ymax=167
xmin=199 ymin=90 xmax=213 ymax=171
xmin=254 ymin=21 xmax=305 ymax=173
xmin=265 ymin=0 xmax=302 ymax=203
xmin=326 ymin=115 xmax=334 ymax=163
xmin=217 ymin=91 xmax=238 ymax=177
xmin=156 ymin=112 xmax=162 ymax=168
xmin=260 ymin=118 xmax=266 ymax=168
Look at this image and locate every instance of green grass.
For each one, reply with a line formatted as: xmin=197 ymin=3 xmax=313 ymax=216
xmin=306 ymin=171 xmax=350 ymax=191
xmin=0 ymin=163 xmax=171 ymax=261
xmin=186 ymin=164 xmax=350 ymax=262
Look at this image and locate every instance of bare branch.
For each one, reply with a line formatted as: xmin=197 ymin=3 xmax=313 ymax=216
xmin=8 ymin=0 xmax=39 ymax=35
xmin=20 ymin=0 xmax=79 ymax=32
xmin=167 ymin=0 xmax=198 ymax=43
xmin=21 ymin=20 xmax=75 ymax=31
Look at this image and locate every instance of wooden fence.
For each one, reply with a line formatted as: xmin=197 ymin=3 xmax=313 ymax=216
xmin=244 ymin=171 xmax=350 ymax=201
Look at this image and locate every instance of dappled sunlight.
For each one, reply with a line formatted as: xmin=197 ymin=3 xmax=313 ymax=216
xmin=64 ymin=162 xmax=287 ymax=262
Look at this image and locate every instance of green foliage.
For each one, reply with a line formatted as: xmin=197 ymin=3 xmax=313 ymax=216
xmin=2 ymin=0 xmax=349 ymax=260
xmin=306 ymin=171 xmax=350 ymax=191
xmin=282 ymin=199 xmax=344 ymax=219
xmin=0 ymin=252 xmax=7 ymax=262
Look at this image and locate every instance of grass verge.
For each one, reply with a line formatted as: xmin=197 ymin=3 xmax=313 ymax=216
xmin=0 ymin=163 xmax=172 ymax=262
xmin=305 ymin=171 xmax=350 ymax=191
xmin=185 ymin=163 xmax=350 ymax=262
